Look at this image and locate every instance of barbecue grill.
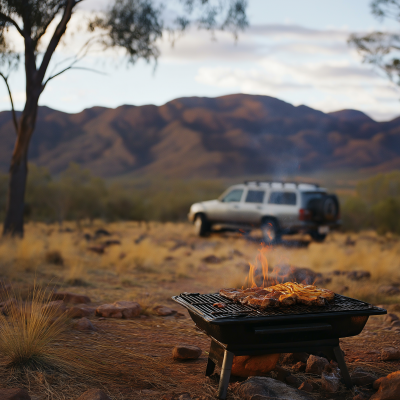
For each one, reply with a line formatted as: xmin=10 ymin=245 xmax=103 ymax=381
xmin=172 ymin=292 xmax=386 ymax=399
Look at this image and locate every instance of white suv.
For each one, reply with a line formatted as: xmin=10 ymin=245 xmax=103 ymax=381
xmin=188 ymin=181 xmax=340 ymax=243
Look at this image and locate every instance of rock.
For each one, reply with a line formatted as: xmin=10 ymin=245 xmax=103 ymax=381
xmin=41 ymin=300 xmax=67 ymax=317
xmin=66 ymin=305 xmax=95 ymax=318
xmin=370 ymin=371 xmax=400 ymax=400
xmin=95 ymin=301 xmax=141 ymax=319
xmin=103 ymin=240 xmax=121 ymax=247
xmin=384 ymin=313 xmax=399 ymax=324
xmin=76 ymin=389 xmax=111 ymax=400
xmin=45 ymin=250 xmax=64 ymax=266
xmin=379 ymin=286 xmax=400 ymax=296
xmin=95 ymin=229 xmax=111 ymax=237
xmin=321 ymin=370 xmax=341 ymax=393
xmin=373 ymin=377 xmax=385 ymax=390
xmin=0 ymin=388 xmax=31 ymax=400
xmin=281 ymin=352 xmax=309 ymax=365
xmin=235 ymin=376 xmax=314 ymax=400
xmin=347 ymin=270 xmax=371 ymax=281
xmin=272 ymin=366 xmax=291 ymax=382
xmin=87 ymin=245 xmax=105 ymax=254
xmin=73 ymin=317 xmax=96 ymax=331
xmin=293 ymin=361 xmax=306 ymax=372
xmin=172 ymin=344 xmax=202 ymax=360
xmin=305 ymin=354 xmax=329 ymax=375
xmin=231 ymin=354 xmax=280 ymax=377
xmin=351 ymin=367 xmax=376 ymax=386
xmin=153 ymin=305 xmax=177 ymax=316
xmin=381 ymin=347 xmax=400 ymax=361
xmin=202 ymin=255 xmax=222 ymax=264
xmin=286 ymin=375 xmax=302 ymax=388
xmin=51 ymin=292 xmax=91 ymax=304
xmin=298 ymin=382 xmax=313 ymax=392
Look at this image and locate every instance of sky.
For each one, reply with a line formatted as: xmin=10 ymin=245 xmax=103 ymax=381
xmin=3 ymin=0 xmax=400 ymax=121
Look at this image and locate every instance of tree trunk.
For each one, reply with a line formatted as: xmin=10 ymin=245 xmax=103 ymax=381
xmin=3 ymin=94 xmax=39 ymax=237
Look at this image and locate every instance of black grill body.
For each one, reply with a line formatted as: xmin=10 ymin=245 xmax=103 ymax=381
xmin=172 ymin=292 xmax=386 ymax=399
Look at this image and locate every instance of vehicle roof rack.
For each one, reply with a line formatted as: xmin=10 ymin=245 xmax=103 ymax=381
xmin=244 ymin=180 xmax=320 ymax=188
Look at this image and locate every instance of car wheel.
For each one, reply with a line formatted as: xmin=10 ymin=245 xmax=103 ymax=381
xmin=194 ymin=214 xmax=210 ymax=237
xmin=261 ymin=219 xmax=281 ymax=245
xmin=310 ymin=231 xmax=327 ymax=243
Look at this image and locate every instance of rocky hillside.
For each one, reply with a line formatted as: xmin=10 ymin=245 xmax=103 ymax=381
xmin=1 ymin=94 xmax=400 ymax=178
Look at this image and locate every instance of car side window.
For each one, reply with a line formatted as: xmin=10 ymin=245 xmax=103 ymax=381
xmin=245 ymin=190 xmax=265 ymax=203
xmin=269 ymin=191 xmax=297 ymax=205
xmin=221 ymin=189 xmax=244 ymax=203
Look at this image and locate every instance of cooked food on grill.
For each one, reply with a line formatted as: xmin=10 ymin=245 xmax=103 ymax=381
xmin=213 ymin=302 xmax=226 ymax=308
xmin=219 ymin=282 xmax=335 ymax=308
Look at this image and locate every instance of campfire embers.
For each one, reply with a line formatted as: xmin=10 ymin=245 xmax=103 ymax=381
xmin=173 ymin=292 xmax=386 ymax=399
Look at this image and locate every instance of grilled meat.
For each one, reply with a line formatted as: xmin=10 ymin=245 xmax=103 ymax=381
xmin=219 ymin=282 xmax=335 ymax=308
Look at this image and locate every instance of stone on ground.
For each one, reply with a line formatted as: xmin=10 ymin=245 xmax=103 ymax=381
xmin=321 ymin=370 xmax=340 ymax=393
xmin=298 ymin=381 xmax=313 ymax=392
xmin=281 ymin=352 xmax=309 ymax=365
xmin=0 ymin=388 xmax=31 ymax=400
xmin=73 ymin=317 xmax=96 ymax=331
xmin=370 ymin=370 xmax=400 ymax=400
xmin=95 ymin=301 xmax=141 ymax=318
xmin=51 ymin=292 xmax=91 ymax=304
xmin=231 ymin=354 xmax=280 ymax=377
xmin=292 ymin=361 xmax=307 ymax=372
xmin=235 ymin=376 xmax=314 ymax=400
xmin=76 ymin=389 xmax=111 ymax=400
xmin=153 ymin=305 xmax=177 ymax=316
xmin=305 ymin=354 xmax=329 ymax=375
xmin=172 ymin=344 xmax=202 ymax=360
xmin=351 ymin=367 xmax=376 ymax=386
xmin=381 ymin=347 xmax=400 ymax=361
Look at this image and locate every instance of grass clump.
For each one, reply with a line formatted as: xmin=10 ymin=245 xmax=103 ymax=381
xmin=0 ymin=286 xmax=69 ymax=372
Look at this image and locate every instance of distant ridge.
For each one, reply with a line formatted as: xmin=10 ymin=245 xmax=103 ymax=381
xmin=1 ymin=93 xmax=399 ymax=178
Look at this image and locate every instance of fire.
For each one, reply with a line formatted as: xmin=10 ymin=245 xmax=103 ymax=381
xmin=244 ymin=244 xmax=296 ymax=288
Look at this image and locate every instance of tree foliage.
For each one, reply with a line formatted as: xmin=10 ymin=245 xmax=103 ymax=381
xmin=349 ymin=0 xmax=400 ymax=85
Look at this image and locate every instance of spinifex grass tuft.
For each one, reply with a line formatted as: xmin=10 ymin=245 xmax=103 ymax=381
xmin=0 ymin=285 xmax=69 ymax=372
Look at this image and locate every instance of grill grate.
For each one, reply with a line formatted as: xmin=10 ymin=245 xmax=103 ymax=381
xmin=174 ymin=292 xmax=376 ymax=321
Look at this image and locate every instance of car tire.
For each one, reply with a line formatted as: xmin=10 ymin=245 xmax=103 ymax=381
xmin=310 ymin=231 xmax=327 ymax=243
xmin=194 ymin=214 xmax=210 ymax=237
xmin=261 ymin=219 xmax=281 ymax=245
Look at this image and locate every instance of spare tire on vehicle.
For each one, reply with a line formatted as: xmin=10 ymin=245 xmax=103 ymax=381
xmin=307 ymin=195 xmax=339 ymax=222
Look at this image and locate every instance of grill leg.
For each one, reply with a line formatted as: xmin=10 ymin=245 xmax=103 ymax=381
xmin=206 ymin=357 xmax=216 ymax=376
xmin=218 ymin=350 xmax=234 ymax=400
xmin=333 ymin=345 xmax=353 ymax=389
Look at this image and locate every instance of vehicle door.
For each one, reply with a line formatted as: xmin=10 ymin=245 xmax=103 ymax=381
xmin=267 ymin=191 xmax=298 ymax=229
xmin=219 ymin=188 xmax=244 ymax=222
xmin=238 ymin=189 xmax=267 ymax=224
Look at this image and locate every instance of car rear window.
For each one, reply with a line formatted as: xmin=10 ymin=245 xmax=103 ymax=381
xmin=245 ymin=190 xmax=265 ymax=203
xmin=302 ymin=191 xmax=326 ymax=207
xmin=221 ymin=189 xmax=243 ymax=202
xmin=269 ymin=191 xmax=297 ymax=205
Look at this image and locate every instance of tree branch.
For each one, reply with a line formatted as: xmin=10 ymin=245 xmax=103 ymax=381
xmin=43 ymin=66 xmax=106 ymax=89
xmin=0 ymin=72 xmax=18 ymax=134
xmin=0 ymin=12 xmax=24 ymax=37
xmin=37 ymin=0 xmax=78 ymax=84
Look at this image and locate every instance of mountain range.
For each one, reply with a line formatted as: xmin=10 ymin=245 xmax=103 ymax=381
xmin=1 ymin=93 xmax=400 ymax=178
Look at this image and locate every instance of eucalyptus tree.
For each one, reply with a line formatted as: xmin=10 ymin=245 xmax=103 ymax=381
xmin=1 ymin=0 xmax=248 ymax=236
xmin=349 ymin=0 xmax=400 ymax=85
